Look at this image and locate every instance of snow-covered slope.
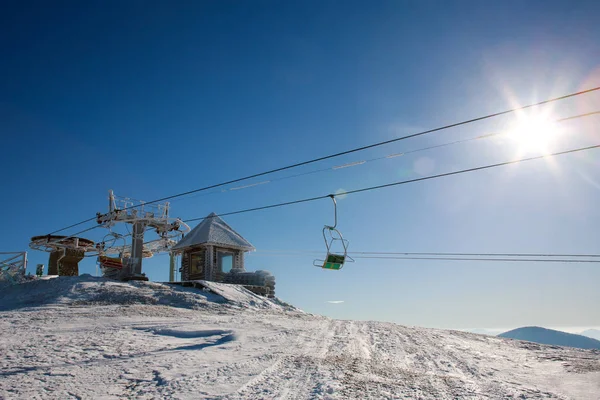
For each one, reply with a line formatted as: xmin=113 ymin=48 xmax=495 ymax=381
xmin=1 ymin=277 xmax=599 ymax=399
xmin=0 ymin=275 xmax=294 ymax=313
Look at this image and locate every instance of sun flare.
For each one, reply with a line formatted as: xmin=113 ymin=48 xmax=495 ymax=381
xmin=507 ymin=113 xmax=562 ymax=155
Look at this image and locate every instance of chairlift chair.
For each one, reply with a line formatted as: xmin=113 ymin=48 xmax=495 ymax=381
xmin=96 ymin=232 xmax=128 ymax=278
xmin=314 ymin=195 xmax=354 ymax=270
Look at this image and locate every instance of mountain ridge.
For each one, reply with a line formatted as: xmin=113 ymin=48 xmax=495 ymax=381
xmin=499 ymin=326 xmax=600 ymax=350
xmin=580 ymin=329 xmax=600 ymax=341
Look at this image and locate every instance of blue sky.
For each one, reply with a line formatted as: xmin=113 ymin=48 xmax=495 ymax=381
xmin=2 ymin=1 xmax=599 ymax=330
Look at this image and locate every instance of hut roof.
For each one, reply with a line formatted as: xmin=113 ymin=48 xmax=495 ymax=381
xmin=172 ymin=212 xmax=255 ymax=251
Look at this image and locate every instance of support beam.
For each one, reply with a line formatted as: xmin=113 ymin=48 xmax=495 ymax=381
xmin=169 ymin=252 xmax=175 ymax=282
xmin=47 ymin=248 xmax=84 ymax=276
xmin=130 ymin=221 xmax=147 ymax=276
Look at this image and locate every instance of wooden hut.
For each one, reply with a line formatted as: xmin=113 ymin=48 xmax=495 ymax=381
xmin=172 ymin=212 xmax=255 ymax=281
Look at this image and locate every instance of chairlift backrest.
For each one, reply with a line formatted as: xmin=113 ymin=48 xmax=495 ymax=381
xmin=98 ymin=256 xmax=124 ymax=270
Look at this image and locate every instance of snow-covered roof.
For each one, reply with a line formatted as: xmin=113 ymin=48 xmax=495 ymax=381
xmin=172 ymin=212 xmax=255 ymax=251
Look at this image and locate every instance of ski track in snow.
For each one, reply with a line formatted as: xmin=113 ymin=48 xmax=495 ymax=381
xmin=0 ymin=277 xmax=599 ymax=399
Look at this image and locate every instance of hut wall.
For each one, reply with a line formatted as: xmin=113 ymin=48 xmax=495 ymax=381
xmin=213 ymin=247 xmax=223 ymax=282
xmin=179 ymin=245 xmax=249 ymax=283
xmin=205 ymin=245 xmax=214 ymax=281
xmin=187 ymin=248 xmax=206 ymax=280
xmin=234 ymin=250 xmax=245 ymax=272
xmin=180 ymin=252 xmax=189 ymax=280
xmin=181 ymin=246 xmax=208 ymax=281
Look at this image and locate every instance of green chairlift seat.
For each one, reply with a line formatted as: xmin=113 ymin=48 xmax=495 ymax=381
xmin=314 ymin=195 xmax=354 ymax=271
xmin=321 ymin=254 xmax=346 ymax=270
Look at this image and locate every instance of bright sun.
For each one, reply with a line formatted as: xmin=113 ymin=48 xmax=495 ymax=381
xmin=507 ymin=113 xmax=562 ymax=155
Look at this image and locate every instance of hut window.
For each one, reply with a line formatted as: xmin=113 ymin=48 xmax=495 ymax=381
xmin=190 ymin=252 xmax=204 ymax=275
xmin=218 ymin=252 xmax=234 ymax=273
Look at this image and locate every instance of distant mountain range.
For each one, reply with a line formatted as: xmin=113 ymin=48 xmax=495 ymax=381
xmin=499 ymin=326 xmax=600 ymax=350
xmin=579 ymin=329 xmax=600 ymax=341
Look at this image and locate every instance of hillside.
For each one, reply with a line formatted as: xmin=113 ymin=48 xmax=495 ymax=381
xmin=1 ymin=276 xmax=599 ymax=399
xmin=499 ymin=326 xmax=600 ymax=350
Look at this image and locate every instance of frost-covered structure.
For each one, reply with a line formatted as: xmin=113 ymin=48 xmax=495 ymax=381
xmin=0 ymin=252 xmax=27 ymax=288
xmin=29 ymin=235 xmax=95 ymax=276
xmin=172 ymin=212 xmax=275 ymax=297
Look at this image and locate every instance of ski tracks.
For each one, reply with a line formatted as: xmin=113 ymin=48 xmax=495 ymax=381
xmin=229 ymin=318 xmax=340 ymax=399
xmin=230 ymin=319 xmax=385 ymax=400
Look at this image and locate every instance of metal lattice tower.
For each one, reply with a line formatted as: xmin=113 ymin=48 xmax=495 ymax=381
xmin=96 ymin=190 xmax=189 ymax=280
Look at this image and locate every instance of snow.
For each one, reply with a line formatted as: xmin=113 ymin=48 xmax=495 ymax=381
xmin=1 ymin=276 xmax=599 ymax=399
xmin=192 ymin=280 xmax=298 ymax=312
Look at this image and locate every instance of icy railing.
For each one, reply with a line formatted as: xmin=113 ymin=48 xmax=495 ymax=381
xmin=0 ymin=252 xmax=27 ymax=287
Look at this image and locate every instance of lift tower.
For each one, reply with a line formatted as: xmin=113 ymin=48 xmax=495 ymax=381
xmin=96 ymin=190 xmax=189 ymax=281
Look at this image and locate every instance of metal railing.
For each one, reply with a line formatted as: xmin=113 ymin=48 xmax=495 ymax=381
xmin=0 ymin=251 xmax=27 ymax=286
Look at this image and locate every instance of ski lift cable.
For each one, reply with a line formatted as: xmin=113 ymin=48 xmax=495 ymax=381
xmin=48 ymin=109 xmax=600 ymax=240
xmin=106 ymin=109 xmax=600 ymax=212
xmin=128 ymin=87 xmax=600 ymax=208
xmin=249 ymin=250 xmax=600 ymax=258
xmin=557 ymin=110 xmax=600 ymax=122
xmin=352 ymin=251 xmax=600 ymax=257
xmin=351 ymin=256 xmax=600 ymax=263
xmin=46 ymin=87 xmax=600 ymax=235
xmin=48 ymin=216 xmax=98 ymax=235
xmin=183 ymin=143 xmax=600 ymax=223
xmin=83 ymin=142 xmax=600 ymax=259
xmin=172 ymin=110 xmax=597 ymax=201
xmin=45 ymin=138 xmax=600 ymax=257
xmin=167 ymin=134 xmax=497 ymax=205
xmin=247 ymin=253 xmax=600 ymax=263
xmin=335 ymin=110 xmax=599 ymax=167
xmin=218 ymin=110 xmax=600 ymax=194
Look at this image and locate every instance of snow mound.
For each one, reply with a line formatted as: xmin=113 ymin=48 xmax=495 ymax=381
xmin=134 ymin=327 xmax=239 ymax=350
xmin=140 ymin=328 xmax=234 ymax=339
xmin=191 ymin=280 xmax=299 ymax=312
xmin=0 ymin=276 xmax=292 ymax=312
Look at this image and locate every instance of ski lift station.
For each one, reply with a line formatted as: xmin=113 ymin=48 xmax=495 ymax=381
xmin=7 ymin=189 xmax=358 ymax=298
xmin=3 ymin=191 xmax=279 ymax=298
